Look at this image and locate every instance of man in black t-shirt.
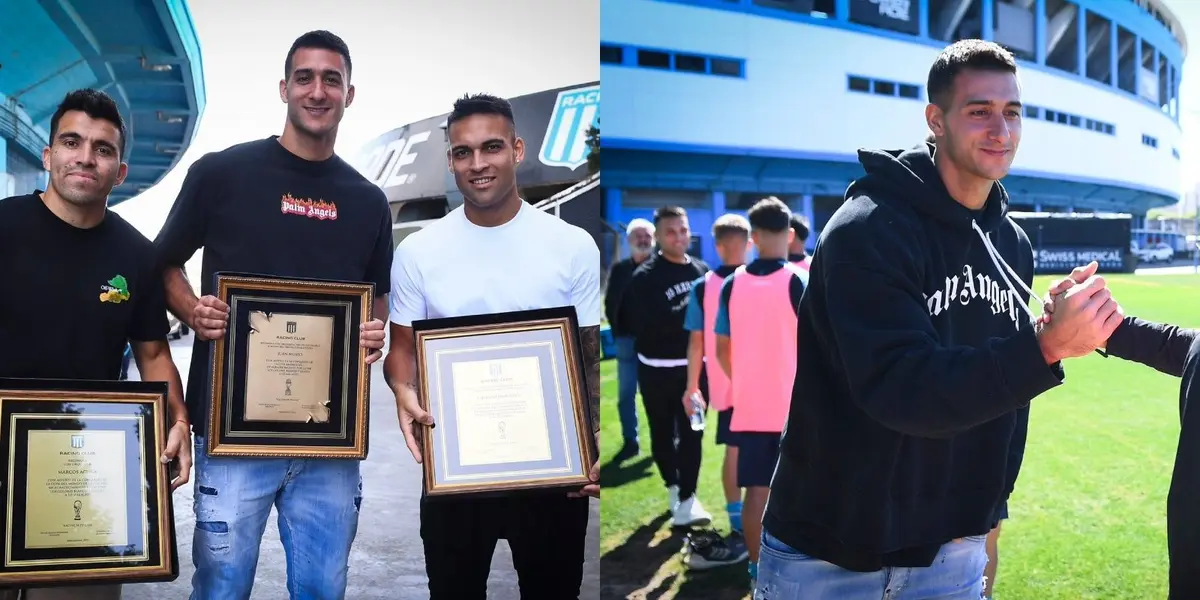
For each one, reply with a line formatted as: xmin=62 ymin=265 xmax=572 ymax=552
xmin=623 ymin=205 xmax=713 ymax=528
xmin=152 ymin=32 xmax=391 ymax=599
xmin=0 ymin=90 xmax=191 ymax=600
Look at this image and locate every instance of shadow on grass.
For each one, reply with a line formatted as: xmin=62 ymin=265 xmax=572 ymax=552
xmin=601 ymin=455 xmax=655 ymax=491
xmin=600 ymin=512 xmax=753 ymax=599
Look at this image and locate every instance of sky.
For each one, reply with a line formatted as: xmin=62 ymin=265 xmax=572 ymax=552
xmin=112 ymin=0 xmax=599 ymax=235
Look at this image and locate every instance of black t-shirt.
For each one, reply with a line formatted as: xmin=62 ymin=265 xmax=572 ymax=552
xmin=624 ymin=253 xmax=709 ymax=361
xmin=154 ymin=137 xmax=394 ymax=435
xmin=0 ymin=193 xmax=169 ymax=379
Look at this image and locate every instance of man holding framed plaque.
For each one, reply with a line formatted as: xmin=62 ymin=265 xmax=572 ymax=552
xmin=0 ymin=90 xmax=190 ymax=599
xmin=152 ymin=31 xmax=391 ymax=600
xmin=386 ymin=93 xmax=602 ymax=599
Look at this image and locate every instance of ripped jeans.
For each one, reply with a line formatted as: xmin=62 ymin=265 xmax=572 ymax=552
xmin=189 ymin=437 xmax=363 ymax=600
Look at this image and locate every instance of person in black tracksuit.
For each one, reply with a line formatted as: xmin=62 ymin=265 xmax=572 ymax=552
xmin=624 ymin=205 xmax=712 ymax=527
xmin=1040 ymin=276 xmax=1200 ymax=599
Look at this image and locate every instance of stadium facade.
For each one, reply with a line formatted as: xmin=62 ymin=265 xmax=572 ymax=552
xmin=0 ymin=0 xmax=205 ymax=205
xmin=600 ymin=0 xmax=1187 ymax=269
xmin=353 ymin=82 xmax=601 ymax=251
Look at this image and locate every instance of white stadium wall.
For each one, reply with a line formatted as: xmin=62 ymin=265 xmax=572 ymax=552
xmin=601 ymin=0 xmax=1183 ymax=198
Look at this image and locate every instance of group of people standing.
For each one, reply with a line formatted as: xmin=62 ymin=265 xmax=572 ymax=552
xmin=605 ymin=37 xmax=1200 ymax=600
xmin=604 ymin=198 xmax=812 ymax=589
xmin=1 ymin=28 xmax=599 ymax=600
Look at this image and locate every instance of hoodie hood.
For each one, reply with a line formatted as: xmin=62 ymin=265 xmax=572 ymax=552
xmin=847 ymin=140 xmax=1037 ymax=326
xmin=849 ymin=141 xmax=1010 ymax=234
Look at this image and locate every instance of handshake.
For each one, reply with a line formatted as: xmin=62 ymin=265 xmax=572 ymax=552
xmin=1033 ymin=261 xmax=1125 ymax=364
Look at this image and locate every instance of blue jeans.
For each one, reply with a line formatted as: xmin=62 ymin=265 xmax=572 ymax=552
xmin=615 ymin=335 xmax=640 ymax=443
xmin=754 ymin=530 xmax=988 ymax=599
xmin=189 ymin=437 xmax=363 ymax=600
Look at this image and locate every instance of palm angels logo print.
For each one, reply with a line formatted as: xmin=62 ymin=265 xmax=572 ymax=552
xmin=924 ymin=264 xmax=1023 ymax=330
xmin=280 ymin=194 xmax=339 ymax=220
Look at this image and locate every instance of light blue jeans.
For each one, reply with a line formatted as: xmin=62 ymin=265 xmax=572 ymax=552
xmin=615 ymin=335 xmax=640 ymax=444
xmin=754 ymin=530 xmax=988 ymax=599
xmin=189 ymin=437 xmax=363 ymax=600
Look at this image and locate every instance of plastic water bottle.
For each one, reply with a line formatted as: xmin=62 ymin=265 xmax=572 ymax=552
xmin=688 ymin=392 xmax=706 ymax=431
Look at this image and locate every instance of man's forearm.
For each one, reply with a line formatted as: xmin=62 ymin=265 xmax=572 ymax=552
xmin=383 ymin=325 xmax=420 ymax=401
xmin=135 ymin=346 xmax=188 ymax=424
xmin=686 ymin=331 xmax=703 ymax=390
xmin=163 ymin=267 xmax=200 ymax=328
xmin=580 ymin=326 xmax=601 ymax=434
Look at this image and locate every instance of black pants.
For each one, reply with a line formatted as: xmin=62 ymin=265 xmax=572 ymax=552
xmin=421 ymin=492 xmax=590 ymax=599
xmin=638 ymin=363 xmax=703 ymax=500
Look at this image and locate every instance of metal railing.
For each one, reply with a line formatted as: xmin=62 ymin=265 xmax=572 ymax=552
xmin=533 ymin=171 xmax=599 ymax=218
xmin=0 ymin=100 xmax=48 ymax=162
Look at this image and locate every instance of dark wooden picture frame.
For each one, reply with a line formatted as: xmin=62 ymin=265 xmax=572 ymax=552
xmin=0 ymin=378 xmax=177 ymax=587
xmin=208 ymin=273 xmax=373 ymax=459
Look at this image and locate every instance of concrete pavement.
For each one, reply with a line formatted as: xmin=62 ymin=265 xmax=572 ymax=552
xmin=121 ymin=334 xmax=599 ymax=599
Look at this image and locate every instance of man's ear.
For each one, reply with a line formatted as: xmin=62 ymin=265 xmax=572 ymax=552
xmin=925 ymin=103 xmax=946 ymax=139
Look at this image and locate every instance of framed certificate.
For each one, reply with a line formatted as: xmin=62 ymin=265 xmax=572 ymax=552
xmin=208 ymin=273 xmax=374 ymax=459
xmin=413 ymin=306 xmax=598 ymax=497
xmin=0 ymin=378 xmax=177 ymax=587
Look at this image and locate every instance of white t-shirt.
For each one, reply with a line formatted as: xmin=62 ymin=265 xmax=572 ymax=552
xmin=389 ymin=201 xmax=602 ymax=328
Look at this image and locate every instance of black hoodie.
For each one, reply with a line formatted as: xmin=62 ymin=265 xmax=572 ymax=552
xmin=762 ymin=142 xmax=1065 ymax=572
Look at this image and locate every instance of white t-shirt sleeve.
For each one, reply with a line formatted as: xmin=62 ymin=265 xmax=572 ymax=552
xmin=570 ymin=232 xmax=603 ymax=328
xmin=389 ymin=242 xmax=427 ymax=327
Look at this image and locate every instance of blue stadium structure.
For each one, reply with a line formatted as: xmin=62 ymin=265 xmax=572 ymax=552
xmin=0 ymin=0 xmax=205 ymax=205
xmin=601 ymin=0 xmax=1187 ymax=268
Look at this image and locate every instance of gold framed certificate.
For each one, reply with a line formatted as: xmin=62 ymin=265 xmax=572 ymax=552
xmin=208 ymin=272 xmax=374 ymax=459
xmin=413 ymin=306 xmax=598 ymax=496
xmin=0 ymin=378 xmax=177 ymax=587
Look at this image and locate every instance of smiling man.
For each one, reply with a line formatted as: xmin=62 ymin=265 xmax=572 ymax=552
xmin=752 ymin=40 xmax=1122 ymax=598
xmin=387 ymin=93 xmax=601 ymax=599
xmin=0 ymin=89 xmax=191 ymax=600
xmin=152 ymin=31 xmax=392 ymax=599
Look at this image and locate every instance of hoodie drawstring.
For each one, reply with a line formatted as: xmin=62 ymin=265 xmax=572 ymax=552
xmin=971 ymin=220 xmax=1038 ymax=324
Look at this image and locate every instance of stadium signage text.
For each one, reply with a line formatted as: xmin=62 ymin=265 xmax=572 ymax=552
xmin=360 ymin=130 xmax=432 ymax=189
xmin=1035 ymin=247 xmax=1125 ymax=272
xmin=852 ymin=0 xmax=919 ymax=33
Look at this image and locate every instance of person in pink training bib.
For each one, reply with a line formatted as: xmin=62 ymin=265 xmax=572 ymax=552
xmin=713 ymin=197 xmax=808 ymax=590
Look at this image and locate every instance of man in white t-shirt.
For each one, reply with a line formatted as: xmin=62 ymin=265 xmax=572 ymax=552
xmin=384 ymin=93 xmax=601 ymax=600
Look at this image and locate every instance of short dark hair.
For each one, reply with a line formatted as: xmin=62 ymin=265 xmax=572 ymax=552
xmin=49 ymin=89 xmax=126 ymax=158
xmin=790 ymin=214 xmax=810 ymax=242
xmin=654 ymin=205 xmax=687 ymax=225
xmin=747 ymin=197 xmax=791 ymax=233
xmin=285 ymin=30 xmax=352 ymax=79
xmin=926 ymin=39 xmax=1017 ymax=109
xmin=446 ymin=93 xmax=516 ymax=138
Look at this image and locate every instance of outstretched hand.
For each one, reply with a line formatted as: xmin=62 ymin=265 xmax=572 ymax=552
xmin=1033 ymin=261 xmax=1123 ymax=363
xmin=1037 ymin=261 xmax=1098 ymax=325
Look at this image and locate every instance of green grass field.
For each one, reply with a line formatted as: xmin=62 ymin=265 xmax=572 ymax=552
xmin=599 ymin=273 xmax=1200 ymax=600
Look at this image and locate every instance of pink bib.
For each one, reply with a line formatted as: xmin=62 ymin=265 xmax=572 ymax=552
xmin=702 ymin=271 xmax=733 ymax=411
xmin=728 ymin=265 xmax=801 ymax=433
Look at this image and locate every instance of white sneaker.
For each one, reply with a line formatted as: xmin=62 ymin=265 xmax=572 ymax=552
xmin=673 ymin=495 xmax=712 ymax=527
xmin=667 ymin=485 xmax=680 ymax=512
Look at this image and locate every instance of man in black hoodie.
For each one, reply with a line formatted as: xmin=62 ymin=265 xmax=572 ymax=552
xmin=753 ymin=39 xmax=1123 ymax=598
